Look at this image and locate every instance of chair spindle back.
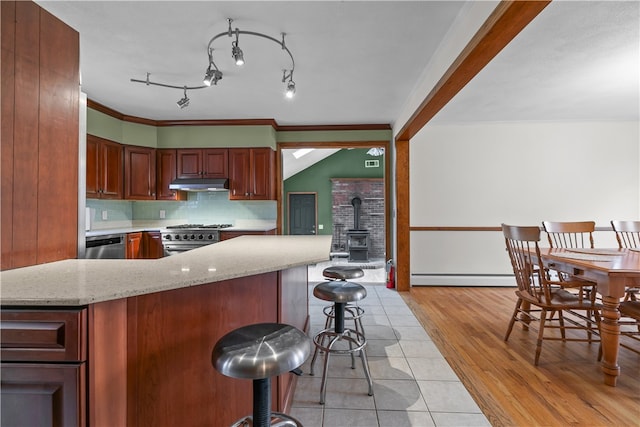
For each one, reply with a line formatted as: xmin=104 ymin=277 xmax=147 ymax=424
xmin=542 ymin=221 xmax=595 ymax=249
xmin=611 ymin=220 xmax=640 ymax=249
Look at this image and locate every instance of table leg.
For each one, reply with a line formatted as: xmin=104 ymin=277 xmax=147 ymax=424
xmin=599 ymin=295 xmax=621 ymax=386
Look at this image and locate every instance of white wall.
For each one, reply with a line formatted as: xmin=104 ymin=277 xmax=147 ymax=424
xmin=409 ymin=120 xmax=639 ymax=285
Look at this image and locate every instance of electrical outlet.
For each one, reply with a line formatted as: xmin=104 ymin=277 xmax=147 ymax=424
xmin=159 ymin=210 xmax=166 ymax=219
xmin=101 ymin=210 xmax=108 ymax=220
xmin=318 ymin=224 xmax=324 ymax=230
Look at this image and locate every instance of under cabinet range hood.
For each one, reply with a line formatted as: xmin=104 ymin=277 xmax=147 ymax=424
xmin=169 ymin=178 xmax=229 ymax=192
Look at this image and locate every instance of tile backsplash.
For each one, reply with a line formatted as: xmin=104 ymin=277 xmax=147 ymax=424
xmin=86 ymin=192 xmax=276 ymax=230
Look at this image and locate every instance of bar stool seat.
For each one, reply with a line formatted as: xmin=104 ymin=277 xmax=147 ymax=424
xmin=212 ymin=323 xmax=310 ymax=427
xmin=310 ymin=281 xmax=373 ymax=404
xmin=322 ymin=265 xmax=365 ymax=281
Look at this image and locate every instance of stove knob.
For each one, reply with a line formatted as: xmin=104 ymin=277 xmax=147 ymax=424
xmin=198 ymin=235 xmax=204 ymax=240
xmin=190 ymin=235 xmax=196 ymax=240
xmin=183 ymin=235 xmax=188 ymax=240
xmin=207 ymin=234 xmax=213 ymax=240
xmin=164 ymin=235 xmax=171 ymax=240
xmin=174 ymin=235 xmax=180 ymax=240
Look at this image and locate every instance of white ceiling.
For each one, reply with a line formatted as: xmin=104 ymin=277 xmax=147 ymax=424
xmin=36 ymin=0 xmax=466 ymax=126
xmin=35 ymin=1 xmax=639 ymax=176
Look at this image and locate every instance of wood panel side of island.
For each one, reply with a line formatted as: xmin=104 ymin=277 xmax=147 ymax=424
xmin=126 ymin=272 xmax=280 ymax=426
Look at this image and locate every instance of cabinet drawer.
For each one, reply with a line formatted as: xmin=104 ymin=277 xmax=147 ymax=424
xmin=1 ymin=309 xmax=87 ymax=362
xmin=1 ymin=362 xmax=86 ymax=427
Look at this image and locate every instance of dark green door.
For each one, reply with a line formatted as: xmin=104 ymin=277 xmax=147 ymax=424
xmin=289 ymin=193 xmax=316 ymax=235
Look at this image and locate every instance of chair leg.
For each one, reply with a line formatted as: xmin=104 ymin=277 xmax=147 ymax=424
xmin=504 ymin=299 xmax=522 ymax=341
xmin=535 ymin=309 xmax=547 ymax=366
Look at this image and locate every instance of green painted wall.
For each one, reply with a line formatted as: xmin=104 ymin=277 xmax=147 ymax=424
xmin=87 ymin=109 xmax=124 ymax=142
xmin=156 ymin=125 xmax=275 ymax=149
xmin=276 ymin=129 xmax=391 ymax=143
xmin=87 ymin=108 xmax=275 ymax=148
xmin=283 ymin=148 xmax=384 ymax=235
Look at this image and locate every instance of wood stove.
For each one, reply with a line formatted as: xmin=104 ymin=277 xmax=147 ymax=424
xmin=347 ymin=197 xmax=370 ymax=262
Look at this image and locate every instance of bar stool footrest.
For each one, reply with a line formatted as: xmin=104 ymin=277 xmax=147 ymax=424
xmin=313 ymin=328 xmax=367 ymax=353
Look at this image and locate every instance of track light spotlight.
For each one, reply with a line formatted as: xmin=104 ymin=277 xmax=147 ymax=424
xmin=203 ymin=67 xmax=215 ymax=86
xmin=232 ymin=41 xmax=244 ymax=66
xmin=285 ymin=79 xmax=296 ymax=99
xmin=203 ymin=66 xmax=222 ymax=86
xmin=176 ymin=87 xmax=189 ymax=109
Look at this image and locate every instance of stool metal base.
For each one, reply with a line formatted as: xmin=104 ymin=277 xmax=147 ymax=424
xmin=309 ymin=327 xmax=374 ymax=405
xmin=231 ymin=412 xmax=304 ymax=427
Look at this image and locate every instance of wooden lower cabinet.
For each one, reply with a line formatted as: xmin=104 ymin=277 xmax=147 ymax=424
xmin=127 ymin=231 xmax=164 ymax=259
xmin=143 ymin=231 xmax=163 ymax=259
xmin=0 ymin=266 xmax=308 ymax=426
xmin=0 ymin=308 xmax=88 ymax=427
xmin=125 ymin=232 xmax=142 ymax=259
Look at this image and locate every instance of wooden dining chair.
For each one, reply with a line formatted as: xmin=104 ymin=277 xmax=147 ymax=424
xmin=619 ymin=301 xmax=640 ymax=352
xmin=611 ymin=220 xmax=640 ymax=302
xmin=541 ymin=220 xmax=597 ymax=304
xmin=502 ymin=224 xmax=601 ymax=365
xmin=611 ymin=220 xmax=640 ymax=249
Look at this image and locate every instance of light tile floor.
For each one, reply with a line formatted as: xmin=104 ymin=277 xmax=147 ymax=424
xmin=290 ymin=279 xmax=490 ymax=427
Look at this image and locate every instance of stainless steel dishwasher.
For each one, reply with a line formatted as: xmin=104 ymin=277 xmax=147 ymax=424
xmin=85 ymin=233 xmax=126 ymax=259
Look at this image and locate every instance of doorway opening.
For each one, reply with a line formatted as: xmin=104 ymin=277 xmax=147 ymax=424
xmin=277 ymin=140 xmax=391 ymax=262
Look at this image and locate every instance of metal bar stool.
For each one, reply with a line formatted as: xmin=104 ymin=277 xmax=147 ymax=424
xmin=321 ymin=266 xmax=366 ymax=337
xmin=309 ymin=280 xmax=374 ymax=405
xmin=212 ymin=323 xmax=311 ymax=427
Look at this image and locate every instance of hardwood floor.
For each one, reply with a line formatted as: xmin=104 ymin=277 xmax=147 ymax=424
xmin=402 ymin=287 xmax=639 ymax=427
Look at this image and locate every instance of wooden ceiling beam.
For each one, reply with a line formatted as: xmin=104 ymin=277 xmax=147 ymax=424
xmin=395 ymin=0 xmax=551 ymax=141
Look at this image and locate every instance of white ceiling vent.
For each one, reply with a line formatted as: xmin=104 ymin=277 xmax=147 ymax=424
xmin=364 ymin=160 xmax=380 ymax=168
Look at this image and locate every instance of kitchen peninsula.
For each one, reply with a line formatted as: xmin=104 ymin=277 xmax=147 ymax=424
xmin=1 ymin=235 xmax=331 ymax=427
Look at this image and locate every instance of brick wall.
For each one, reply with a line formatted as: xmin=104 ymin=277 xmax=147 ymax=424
xmin=331 ymin=178 xmax=384 ymax=259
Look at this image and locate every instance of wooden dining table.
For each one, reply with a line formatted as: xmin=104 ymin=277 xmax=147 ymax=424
xmin=532 ymin=247 xmax=640 ymax=386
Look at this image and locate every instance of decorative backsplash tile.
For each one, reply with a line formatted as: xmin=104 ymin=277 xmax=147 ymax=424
xmin=86 ymin=192 xmax=276 ymax=230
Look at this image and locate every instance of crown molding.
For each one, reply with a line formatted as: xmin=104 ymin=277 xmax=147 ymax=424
xmin=87 ymin=99 xmax=390 ymax=131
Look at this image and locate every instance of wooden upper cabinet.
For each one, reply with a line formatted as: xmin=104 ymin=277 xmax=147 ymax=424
xmin=124 ymin=145 xmax=156 ymax=200
xmin=229 ymin=148 xmax=275 ymax=200
xmin=156 ymin=149 xmax=186 ymax=201
xmin=176 ymin=149 xmax=228 ymax=179
xmin=86 ymin=135 xmax=122 ymax=199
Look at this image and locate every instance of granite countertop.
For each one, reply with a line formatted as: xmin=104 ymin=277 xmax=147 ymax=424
xmin=1 ymin=235 xmax=331 ymax=306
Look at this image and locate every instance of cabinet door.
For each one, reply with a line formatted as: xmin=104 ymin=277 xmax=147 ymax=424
xmin=100 ymin=140 xmax=123 ymax=199
xmin=228 ymin=149 xmax=251 ymax=200
xmin=86 ymin=137 xmax=100 ymax=198
xmin=124 ymin=146 xmax=156 ymax=200
xmin=202 ymin=149 xmax=228 ymax=178
xmin=126 ymin=232 xmax=143 ymax=259
xmin=156 ymin=150 xmax=186 ymax=201
xmin=1 ymin=363 xmax=85 ymax=427
xmin=143 ymin=232 xmax=164 ymax=259
xmin=250 ymin=148 xmax=275 ymax=200
xmin=176 ymin=149 xmax=202 ymax=179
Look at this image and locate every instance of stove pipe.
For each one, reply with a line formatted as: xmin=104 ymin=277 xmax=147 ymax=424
xmin=351 ymin=196 xmax=362 ymax=230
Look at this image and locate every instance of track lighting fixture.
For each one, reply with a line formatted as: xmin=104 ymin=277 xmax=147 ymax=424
xmin=130 ymin=18 xmax=297 ymax=107
xmin=285 ymin=79 xmax=296 ymax=99
xmin=176 ymin=87 xmax=189 ymax=109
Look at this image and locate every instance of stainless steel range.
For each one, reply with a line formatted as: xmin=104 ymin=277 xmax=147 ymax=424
xmin=161 ymin=224 xmax=232 ymax=255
